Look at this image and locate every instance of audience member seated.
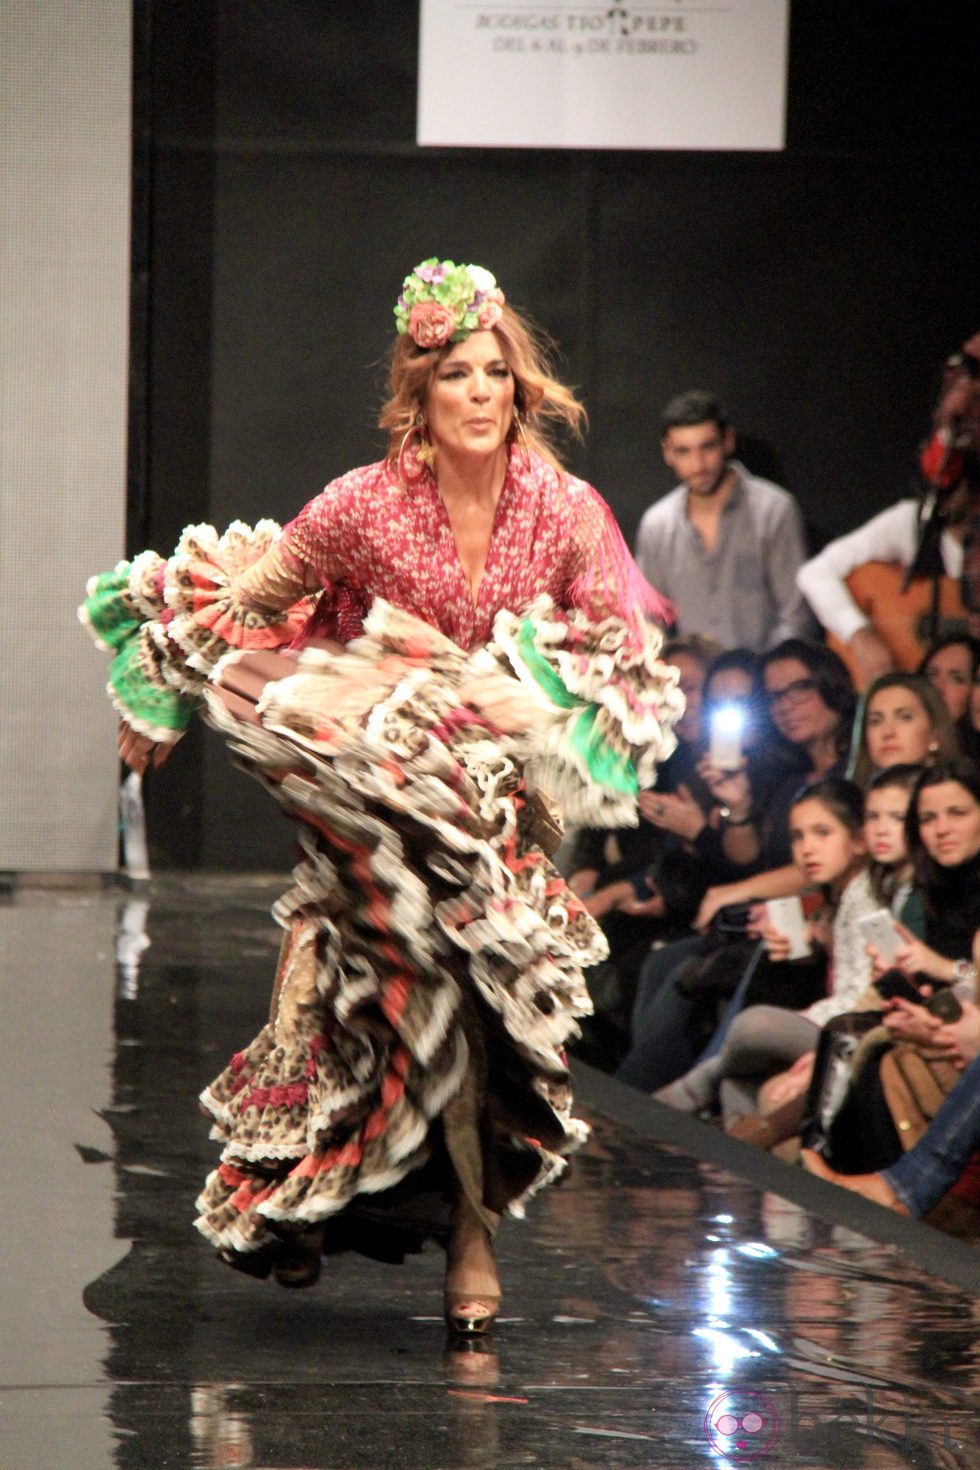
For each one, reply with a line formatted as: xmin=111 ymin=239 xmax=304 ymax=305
xmin=802 ymin=999 xmax=980 ymax=1234
xmin=847 ymin=672 xmax=958 ymax=787
xmin=653 ymin=771 xmax=921 ymax=1134
xmin=616 ymin=639 xmax=857 ymax=1093
xmin=640 ymin=647 xmax=765 ymax=878
xmin=566 ymin=633 xmax=721 ymax=902
xmin=917 ymin=633 xmax=980 ymax=725
xmin=568 ymin=639 xmax=753 ymax=1068
xmin=573 ymin=846 xmax=709 ymax=1071
xmin=691 ymin=639 xmax=857 ymax=934
xmin=801 ymin=759 xmax=980 ymax=1178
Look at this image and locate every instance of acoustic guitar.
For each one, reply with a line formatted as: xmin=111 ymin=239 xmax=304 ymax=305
xmin=824 ymin=561 xmax=968 ymax=687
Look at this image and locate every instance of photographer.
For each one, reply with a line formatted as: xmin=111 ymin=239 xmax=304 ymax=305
xmin=639 ymin=648 xmax=766 ymax=879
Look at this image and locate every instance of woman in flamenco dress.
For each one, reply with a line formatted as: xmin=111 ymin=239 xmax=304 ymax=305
xmin=80 ymin=259 xmax=682 ymax=1339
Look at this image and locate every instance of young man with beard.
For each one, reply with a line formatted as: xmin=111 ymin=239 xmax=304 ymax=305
xmin=636 ymin=390 xmax=812 ymax=652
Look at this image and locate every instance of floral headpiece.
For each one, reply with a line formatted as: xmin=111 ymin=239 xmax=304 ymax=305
xmin=394 ymin=258 xmax=505 ymax=349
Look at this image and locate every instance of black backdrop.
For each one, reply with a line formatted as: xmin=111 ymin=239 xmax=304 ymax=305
xmin=133 ymin=1 xmax=980 ymax=869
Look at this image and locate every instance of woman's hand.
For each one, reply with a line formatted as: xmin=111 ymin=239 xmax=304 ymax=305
xmin=933 ymin=1000 xmax=980 ymax=1068
xmin=868 ymin=921 xmax=952 ymax=984
xmin=758 ymin=913 xmax=818 ymax=962
xmin=696 ymin=756 xmax=752 ymax=816
xmin=694 ymin=885 xmax=733 ymax=932
xmin=881 ymin=997 xmax=942 ymax=1045
xmin=758 ymin=1051 xmax=815 ymax=1111
xmin=637 ymin=783 xmax=706 ymax=842
xmin=583 ymin=880 xmax=634 ymax=919
xmin=758 ymin=914 xmax=791 ymax=962
xmin=694 ymin=886 xmax=765 ymax=934
xmin=616 ymin=891 xmax=666 ymax=919
xmin=118 ymin=720 xmax=174 ymax=775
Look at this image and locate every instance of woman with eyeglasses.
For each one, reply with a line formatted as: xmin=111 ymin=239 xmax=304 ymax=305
xmin=689 ymin=640 xmax=858 ymax=931
xmin=617 ymin=640 xmax=857 ymax=1091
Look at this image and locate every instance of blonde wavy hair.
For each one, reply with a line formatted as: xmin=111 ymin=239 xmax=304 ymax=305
xmin=379 ymin=302 xmax=587 ymax=474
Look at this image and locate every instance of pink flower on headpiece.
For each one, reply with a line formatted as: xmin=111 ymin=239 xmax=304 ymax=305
xmin=416 ymin=262 xmax=448 ymax=284
xmin=478 ymin=299 xmax=504 ymax=330
xmin=410 ymin=301 xmax=457 ymax=348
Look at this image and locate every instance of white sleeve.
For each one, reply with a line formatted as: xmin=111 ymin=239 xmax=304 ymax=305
xmin=804 ymin=870 xmax=876 ymax=1027
xmin=796 ymin=501 xmax=920 ymax=644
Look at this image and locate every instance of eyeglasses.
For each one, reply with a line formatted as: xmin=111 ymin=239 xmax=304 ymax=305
xmin=765 ymin=677 xmax=818 ymax=708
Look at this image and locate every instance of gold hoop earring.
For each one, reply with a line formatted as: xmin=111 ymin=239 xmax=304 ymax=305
xmin=397 ymin=413 xmax=433 ymax=485
xmin=416 ymin=412 xmax=437 ymax=468
xmin=512 ymin=410 xmax=532 ymax=467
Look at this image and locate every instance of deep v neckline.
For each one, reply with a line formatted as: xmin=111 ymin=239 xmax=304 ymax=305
xmin=435 ymin=470 xmax=512 ymax=612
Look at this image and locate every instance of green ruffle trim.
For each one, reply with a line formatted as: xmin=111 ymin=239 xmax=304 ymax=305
xmin=516 ymin=619 xmax=579 ymax=709
xmin=567 ymin=706 xmax=637 ymax=796
xmin=84 ymin=565 xmax=140 ymax=650
xmin=516 ymin=619 xmax=637 ymax=796
xmin=109 ymin=634 xmax=198 ymax=734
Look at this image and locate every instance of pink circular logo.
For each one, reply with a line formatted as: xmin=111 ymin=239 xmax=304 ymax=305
xmin=704 ymin=1390 xmax=781 ymax=1460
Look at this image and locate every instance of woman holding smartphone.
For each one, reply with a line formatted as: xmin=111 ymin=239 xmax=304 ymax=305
xmin=803 ymin=1001 xmax=980 ymax=1222
xmin=634 ymin=647 xmax=765 ymax=859
xmin=803 ymin=759 xmax=980 ymax=1174
xmin=653 ymin=770 xmax=921 ymax=1127
xmin=617 ymin=639 xmax=856 ymax=1093
xmin=870 ymin=758 xmax=980 ymax=989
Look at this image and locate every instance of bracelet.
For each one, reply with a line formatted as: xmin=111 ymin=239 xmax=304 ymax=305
xmin=951 ymin=958 xmax=978 ymax=988
xmin=719 ymin=805 xmax=754 ymax=827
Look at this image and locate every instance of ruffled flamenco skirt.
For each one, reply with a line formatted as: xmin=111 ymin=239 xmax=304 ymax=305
xmin=193 ymin=602 xmax=611 ymax=1275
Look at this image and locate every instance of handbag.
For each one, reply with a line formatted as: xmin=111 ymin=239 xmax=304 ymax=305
xmin=878 ymin=1042 xmax=962 ymax=1151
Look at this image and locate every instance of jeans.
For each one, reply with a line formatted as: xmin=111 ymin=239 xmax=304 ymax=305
xmin=882 ymin=1053 xmax=980 ymax=1217
xmin=615 ymin=935 xmax=707 ymax=1090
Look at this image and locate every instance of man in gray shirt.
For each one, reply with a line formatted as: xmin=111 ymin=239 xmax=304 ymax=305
xmin=635 ymin=390 xmax=812 ymax=652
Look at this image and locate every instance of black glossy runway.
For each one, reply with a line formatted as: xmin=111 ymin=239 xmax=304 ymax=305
xmin=3 ymin=875 xmax=979 ymax=1470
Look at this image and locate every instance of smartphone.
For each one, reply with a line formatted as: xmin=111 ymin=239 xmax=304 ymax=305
xmin=857 ymin=908 xmax=904 ymax=966
xmin=709 ymin=704 xmax=744 ymax=770
xmin=873 ymin=968 xmax=924 ymax=1004
xmin=765 ymin=896 xmax=810 ymax=959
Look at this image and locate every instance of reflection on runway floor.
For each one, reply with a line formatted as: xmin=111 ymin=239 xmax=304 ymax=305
xmin=2 ymin=875 xmax=978 ymax=1470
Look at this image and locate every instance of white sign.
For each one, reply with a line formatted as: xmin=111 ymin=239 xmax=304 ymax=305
xmin=418 ymin=1 xmax=789 ymax=151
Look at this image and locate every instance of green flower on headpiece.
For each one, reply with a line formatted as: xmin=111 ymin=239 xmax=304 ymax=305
xmin=394 ymin=258 xmax=505 ymax=348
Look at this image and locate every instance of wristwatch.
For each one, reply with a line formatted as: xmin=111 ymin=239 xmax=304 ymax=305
xmin=719 ymin=805 xmax=753 ymax=827
xmin=950 ymin=958 xmax=978 ymax=993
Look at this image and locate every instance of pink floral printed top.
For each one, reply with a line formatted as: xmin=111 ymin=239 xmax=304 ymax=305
xmin=275 ymin=445 xmax=659 ymax=650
